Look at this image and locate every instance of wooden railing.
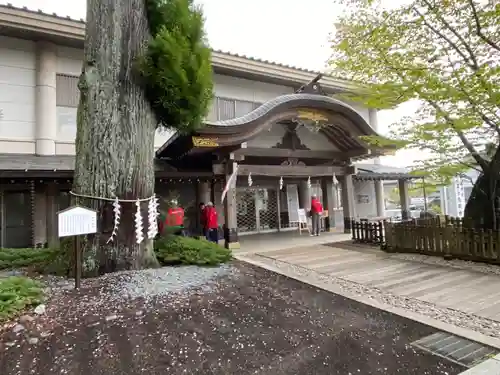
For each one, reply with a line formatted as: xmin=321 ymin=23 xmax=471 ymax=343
xmin=351 ymin=219 xmax=385 ymax=245
xmin=383 ymin=218 xmax=500 ymax=263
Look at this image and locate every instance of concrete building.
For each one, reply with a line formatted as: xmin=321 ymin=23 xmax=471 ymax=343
xmin=0 ymin=4 xmax=414 ymax=249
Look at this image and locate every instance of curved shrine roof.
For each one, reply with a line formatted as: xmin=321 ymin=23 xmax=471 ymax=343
xmin=157 ymin=93 xmax=394 ymax=159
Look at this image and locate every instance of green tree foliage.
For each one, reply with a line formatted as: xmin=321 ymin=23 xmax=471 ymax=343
xmin=388 ymin=183 xmax=437 ymax=204
xmin=329 ymin=0 xmax=500 ymax=227
xmin=141 ymin=0 xmax=213 ymax=133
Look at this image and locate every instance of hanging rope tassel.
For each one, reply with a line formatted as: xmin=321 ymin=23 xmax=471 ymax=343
xmin=147 ymin=195 xmax=160 ymax=239
xmin=135 ymin=199 xmax=144 ymax=244
xmin=107 ymin=197 xmax=122 ymax=244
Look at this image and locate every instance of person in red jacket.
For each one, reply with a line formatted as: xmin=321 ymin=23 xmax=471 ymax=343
xmin=203 ymin=202 xmax=219 ymax=243
xmin=310 ymin=195 xmax=323 ymax=236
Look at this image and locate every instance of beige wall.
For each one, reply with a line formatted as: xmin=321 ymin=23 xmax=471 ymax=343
xmin=0 ymin=35 xmax=379 ymax=157
xmin=0 ymin=36 xmax=37 ymax=153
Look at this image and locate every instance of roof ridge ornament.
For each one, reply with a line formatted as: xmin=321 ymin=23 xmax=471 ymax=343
xmin=295 ymin=73 xmax=325 ymax=95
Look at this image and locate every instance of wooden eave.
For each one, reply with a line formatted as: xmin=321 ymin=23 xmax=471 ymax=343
xmin=157 ymin=93 xmax=394 ymax=160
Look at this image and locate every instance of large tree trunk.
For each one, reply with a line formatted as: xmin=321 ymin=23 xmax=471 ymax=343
xmin=73 ymin=0 xmax=159 ymax=276
xmin=463 ymin=145 xmax=500 ymax=230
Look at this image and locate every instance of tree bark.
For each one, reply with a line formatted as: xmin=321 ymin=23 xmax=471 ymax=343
xmin=464 ymin=145 xmax=500 ymax=230
xmin=73 ymin=0 xmax=159 ymax=276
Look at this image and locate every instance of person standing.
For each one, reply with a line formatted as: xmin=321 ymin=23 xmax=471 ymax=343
xmin=203 ymin=202 xmax=219 ymax=243
xmin=199 ymin=202 xmax=206 ymax=237
xmin=166 ymin=199 xmax=185 ymax=236
xmin=310 ymin=195 xmax=323 ymax=236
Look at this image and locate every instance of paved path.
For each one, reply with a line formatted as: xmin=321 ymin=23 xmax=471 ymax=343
xmin=255 ymin=243 xmax=500 ymax=323
xmin=237 ymin=231 xmax=351 ymax=255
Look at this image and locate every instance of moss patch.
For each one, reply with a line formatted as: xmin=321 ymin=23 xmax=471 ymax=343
xmin=0 ymin=277 xmax=44 ymax=322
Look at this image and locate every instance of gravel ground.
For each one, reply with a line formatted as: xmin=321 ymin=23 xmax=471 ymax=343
xmin=245 ymin=252 xmax=500 ymax=340
xmin=0 ymin=261 xmax=462 ymax=375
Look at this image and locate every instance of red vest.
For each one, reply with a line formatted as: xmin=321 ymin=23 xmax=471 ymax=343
xmin=203 ymin=207 xmax=218 ymax=229
xmin=167 ymin=207 xmax=184 ymax=226
xmin=311 ymin=199 xmax=323 ymax=214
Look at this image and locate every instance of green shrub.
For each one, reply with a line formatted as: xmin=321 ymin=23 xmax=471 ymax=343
xmin=0 ymin=247 xmax=69 ymax=276
xmin=0 ymin=277 xmax=44 ymax=322
xmin=154 ymin=235 xmax=232 ymax=266
xmin=0 ymin=248 xmax=58 ymax=271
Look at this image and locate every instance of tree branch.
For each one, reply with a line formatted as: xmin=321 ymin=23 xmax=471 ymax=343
xmin=468 ymin=0 xmax=500 ymax=52
xmin=428 ymin=101 xmax=489 ymax=170
xmin=420 ymin=0 xmax=480 ymax=69
xmin=413 ymin=6 xmax=477 ymax=70
xmin=376 ymin=52 xmax=489 ymax=172
xmin=442 ymin=49 xmax=500 ymax=135
xmin=412 ymin=141 xmax=483 ymax=172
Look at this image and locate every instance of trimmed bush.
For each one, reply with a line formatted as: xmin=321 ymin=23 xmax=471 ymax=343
xmin=0 ymin=247 xmax=69 ymax=276
xmin=0 ymin=276 xmax=44 ymax=322
xmin=0 ymin=248 xmax=58 ymax=271
xmin=154 ymin=235 xmax=231 ymax=266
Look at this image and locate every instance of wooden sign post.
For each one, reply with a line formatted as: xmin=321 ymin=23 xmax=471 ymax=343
xmin=58 ymin=206 xmax=98 ymax=289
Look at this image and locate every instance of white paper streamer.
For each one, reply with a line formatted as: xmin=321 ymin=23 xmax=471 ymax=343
xmin=147 ymin=195 xmax=160 ymax=239
xmin=106 ymin=197 xmax=121 ymax=244
xmin=332 ymin=173 xmax=338 ymax=185
xmin=248 ymin=172 xmax=253 ymax=187
xmin=307 ymin=176 xmax=311 ymax=189
xmin=279 ymin=176 xmax=283 ymax=190
xmin=134 ymin=199 xmax=144 ymax=244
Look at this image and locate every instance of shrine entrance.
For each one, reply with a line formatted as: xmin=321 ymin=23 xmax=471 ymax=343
xmin=157 ymin=92 xmax=397 ymax=249
xmin=236 ymin=187 xmax=279 ymax=235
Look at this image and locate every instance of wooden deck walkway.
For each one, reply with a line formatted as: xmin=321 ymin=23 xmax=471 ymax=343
xmin=258 ymin=244 xmax=500 ymax=322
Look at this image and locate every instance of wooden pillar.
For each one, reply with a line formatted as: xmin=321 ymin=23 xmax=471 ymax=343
xmin=196 ymin=180 xmax=211 ymax=236
xmin=224 ymin=163 xmax=240 ymax=249
xmin=298 ymin=180 xmax=311 ymax=210
xmin=374 ymin=180 xmax=385 ymax=217
xmin=46 ymin=182 xmax=58 ymax=247
xmin=321 ymin=179 xmax=335 ymax=232
xmin=0 ymin=189 xmax=3 ymax=248
xmin=399 ymin=179 xmax=411 ymax=220
xmin=30 ymin=180 xmax=36 ymax=248
xmin=341 ymin=174 xmax=355 ymax=233
xmin=197 ymin=181 xmax=211 ymax=204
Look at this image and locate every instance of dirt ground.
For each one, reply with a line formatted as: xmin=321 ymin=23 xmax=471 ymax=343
xmin=0 ymin=261 xmax=464 ymax=375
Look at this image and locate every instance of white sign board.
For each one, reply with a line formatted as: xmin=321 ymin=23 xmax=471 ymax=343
xmin=58 ymin=206 xmax=98 ymax=237
xmin=297 ymin=208 xmax=308 ymax=224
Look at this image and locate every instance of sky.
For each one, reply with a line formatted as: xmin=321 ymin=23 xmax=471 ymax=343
xmin=2 ymin=0 xmax=419 ymax=167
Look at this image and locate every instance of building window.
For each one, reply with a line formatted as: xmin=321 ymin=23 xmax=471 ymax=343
xmin=209 ymin=97 xmax=262 ymax=122
xmin=235 ymin=100 xmax=256 ymax=117
xmin=54 ymin=76 xmax=265 ymax=132
xmin=56 ymin=74 xmax=79 ymax=140
xmin=217 ymin=98 xmax=236 ymax=120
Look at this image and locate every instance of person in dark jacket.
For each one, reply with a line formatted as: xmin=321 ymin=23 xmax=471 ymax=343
xmin=310 ymin=195 xmax=323 ymax=236
xmin=199 ymin=202 xmax=206 ymax=237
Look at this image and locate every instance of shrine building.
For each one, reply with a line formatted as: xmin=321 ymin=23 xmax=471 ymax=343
xmin=0 ymin=4 xmax=415 ymax=249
